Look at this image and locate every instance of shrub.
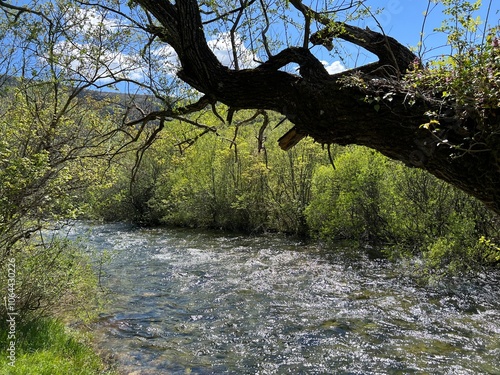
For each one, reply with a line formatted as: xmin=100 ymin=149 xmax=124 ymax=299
xmin=0 ymin=234 xmax=102 ymax=324
xmin=306 ymin=146 xmax=500 ymax=272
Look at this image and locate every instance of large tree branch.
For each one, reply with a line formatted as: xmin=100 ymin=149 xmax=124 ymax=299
xmin=136 ymin=0 xmax=180 ymax=50
xmin=131 ymin=0 xmax=500 ymax=214
xmin=289 ymin=0 xmax=416 ymax=74
xmin=313 ymin=23 xmax=417 ymax=74
xmin=256 ymin=47 xmax=329 ymax=81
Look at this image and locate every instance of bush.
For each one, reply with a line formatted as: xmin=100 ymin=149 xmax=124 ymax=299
xmin=96 ymin=110 xmax=327 ymax=234
xmin=305 ymin=147 xmax=390 ymax=243
xmin=306 ymin=146 xmax=500 ymax=272
xmin=0 ymin=234 xmax=102 ymax=324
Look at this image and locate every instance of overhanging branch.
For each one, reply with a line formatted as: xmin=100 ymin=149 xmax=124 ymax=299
xmin=256 ymin=47 xmax=329 ymax=80
xmin=288 ymin=0 xmax=416 ymax=74
xmin=124 ymin=95 xmax=212 ymax=128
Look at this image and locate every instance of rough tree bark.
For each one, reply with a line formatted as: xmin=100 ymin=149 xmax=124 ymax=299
xmin=136 ymin=0 xmax=500 ymax=215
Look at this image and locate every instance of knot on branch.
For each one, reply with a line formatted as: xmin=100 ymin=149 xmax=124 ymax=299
xmin=310 ymin=30 xmax=334 ymax=51
xmin=409 ymin=150 xmax=427 ymax=167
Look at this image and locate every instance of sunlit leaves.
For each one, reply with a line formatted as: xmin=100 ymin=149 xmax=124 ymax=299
xmin=404 ymin=1 xmax=500 ymax=155
xmin=434 ymin=0 xmax=483 ymax=50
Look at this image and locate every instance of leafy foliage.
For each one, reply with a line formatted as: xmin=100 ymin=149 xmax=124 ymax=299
xmin=91 ymin=109 xmax=327 ymax=234
xmin=0 ymin=83 xmax=122 ymax=323
xmin=405 ymin=12 xmax=500 ymax=156
xmin=306 ymin=146 xmax=499 ymax=273
xmin=85 ymin=108 xmax=500 ymax=274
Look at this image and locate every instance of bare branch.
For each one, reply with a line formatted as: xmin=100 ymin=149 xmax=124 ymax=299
xmin=0 ymin=0 xmax=52 ymax=24
xmin=229 ymin=0 xmax=248 ymax=71
xmin=171 ymin=116 xmax=218 ymax=133
xmin=258 ymin=0 xmax=272 ymax=59
xmin=202 ymin=0 xmax=257 ymax=25
xmin=257 ymin=111 xmax=269 ymax=153
xmin=124 ymin=96 xmax=212 ymax=127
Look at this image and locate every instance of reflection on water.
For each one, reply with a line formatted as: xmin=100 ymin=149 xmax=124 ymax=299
xmin=70 ymin=222 xmax=500 ymax=374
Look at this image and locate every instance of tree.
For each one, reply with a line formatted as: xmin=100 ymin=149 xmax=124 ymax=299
xmin=131 ymin=0 xmax=500 ymax=214
xmin=0 ymin=0 xmax=140 ymax=320
xmin=1 ymin=0 xmax=499 ymax=215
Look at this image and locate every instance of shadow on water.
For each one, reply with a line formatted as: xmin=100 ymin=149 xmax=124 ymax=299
xmin=69 ymin=222 xmax=500 ymax=375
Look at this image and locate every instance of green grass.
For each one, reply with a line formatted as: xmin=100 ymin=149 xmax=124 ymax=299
xmin=0 ymin=318 xmax=116 ymax=375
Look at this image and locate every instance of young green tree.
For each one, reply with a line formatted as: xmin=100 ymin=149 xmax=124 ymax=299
xmin=0 ymin=0 xmax=147 ymax=321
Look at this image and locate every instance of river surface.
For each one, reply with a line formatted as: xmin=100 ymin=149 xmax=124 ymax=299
xmin=69 ymin=222 xmax=500 ymax=374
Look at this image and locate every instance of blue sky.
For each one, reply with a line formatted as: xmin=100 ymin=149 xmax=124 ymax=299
xmin=8 ymin=0 xmax=498 ymax=88
xmin=366 ymin=0 xmax=499 ymax=55
xmin=309 ymin=0 xmax=500 ymax=70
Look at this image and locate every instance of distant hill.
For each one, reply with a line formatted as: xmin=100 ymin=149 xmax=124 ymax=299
xmin=0 ymin=73 xmax=165 ymax=123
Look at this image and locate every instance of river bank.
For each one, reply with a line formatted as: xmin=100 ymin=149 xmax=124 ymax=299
xmin=0 ymin=317 xmax=116 ymax=374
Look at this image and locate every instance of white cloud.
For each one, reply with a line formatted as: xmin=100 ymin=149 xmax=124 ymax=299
xmin=322 ymin=60 xmax=346 ymax=74
xmin=152 ymin=44 xmax=180 ymax=72
xmin=72 ymin=7 xmax=122 ymax=33
xmin=43 ymin=7 xmax=146 ymax=85
xmin=49 ymin=9 xmax=261 ymax=87
xmin=207 ymin=32 xmax=258 ymax=69
xmin=152 ymin=32 xmax=258 ymax=73
xmin=45 ymin=6 xmax=346 ymax=87
xmin=51 ymin=40 xmax=146 ymax=84
xmin=149 ymin=32 xmax=258 ymax=75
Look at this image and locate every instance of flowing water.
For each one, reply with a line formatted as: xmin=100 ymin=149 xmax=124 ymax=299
xmin=69 ymin=222 xmax=500 ymax=374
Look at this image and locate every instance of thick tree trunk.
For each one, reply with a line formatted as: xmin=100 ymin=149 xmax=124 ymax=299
xmin=136 ymin=0 xmax=500 ymax=216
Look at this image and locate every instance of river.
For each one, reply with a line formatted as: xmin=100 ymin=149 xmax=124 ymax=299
xmin=68 ymin=222 xmax=500 ymax=374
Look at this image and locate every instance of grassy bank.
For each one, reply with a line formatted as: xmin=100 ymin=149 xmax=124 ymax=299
xmin=0 ymin=318 xmax=115 ymax=375
xmin=0 ymin=238 xmax=115 ymax=374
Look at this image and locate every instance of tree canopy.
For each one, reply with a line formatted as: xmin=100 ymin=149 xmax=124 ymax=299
xmin=1 ymin=0 xmax=499 ymax=214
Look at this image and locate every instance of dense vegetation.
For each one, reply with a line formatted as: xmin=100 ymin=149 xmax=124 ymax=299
xmin=83 ymin=107 xmax=500 ymax=275
xmin=0 ymin=0 xmax=499 ymax=372
xmin=0 ymin=82 xmax=117 ymax=373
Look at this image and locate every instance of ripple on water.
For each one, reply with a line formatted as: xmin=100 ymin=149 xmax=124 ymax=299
xmin=70 ymin=223 xmax=500 ymax=374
